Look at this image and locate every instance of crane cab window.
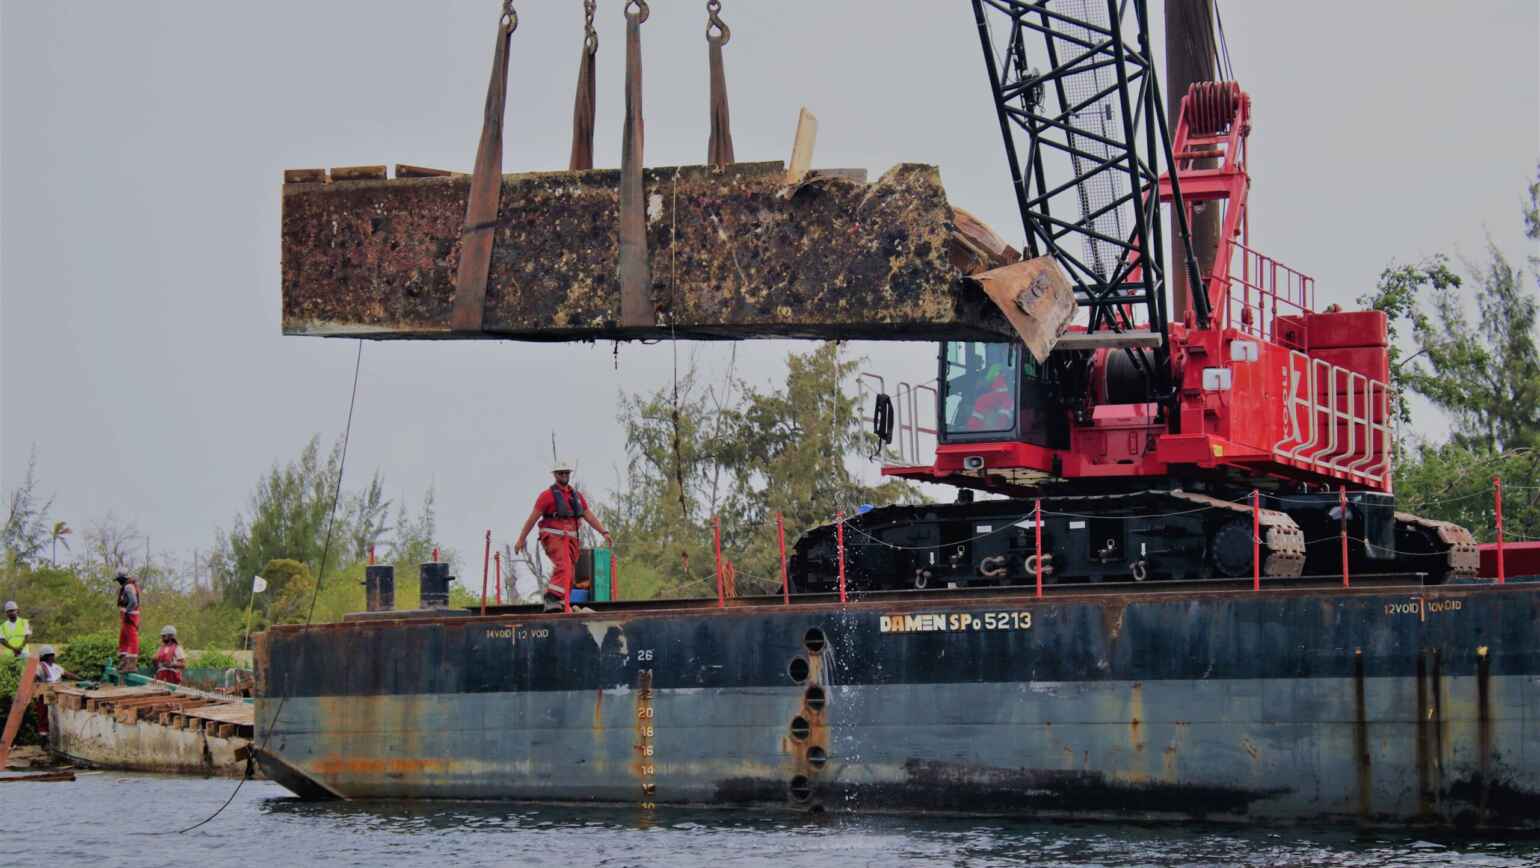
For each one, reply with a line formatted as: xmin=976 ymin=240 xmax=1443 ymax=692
xmin=941 ymin=341 xmax=1018 ymax=436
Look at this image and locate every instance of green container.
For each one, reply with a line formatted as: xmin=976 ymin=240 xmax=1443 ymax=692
xmin=593 ymin=548 xmax=613 ymax=602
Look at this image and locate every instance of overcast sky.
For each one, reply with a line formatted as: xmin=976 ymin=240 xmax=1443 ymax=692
xmin=2 ymin=1 xmax=1536 ymax=574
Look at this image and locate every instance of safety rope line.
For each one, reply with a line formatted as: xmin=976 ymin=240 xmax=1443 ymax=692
xmin=178 ymin=340 xmax=365 ymax=834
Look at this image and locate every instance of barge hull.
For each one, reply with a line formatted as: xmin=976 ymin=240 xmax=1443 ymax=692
xmin=255 ymin=581 xmax=1540 ymax=827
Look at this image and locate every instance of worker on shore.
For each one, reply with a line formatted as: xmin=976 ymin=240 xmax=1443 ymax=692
xmin=153 ymin=626 xmax=187 ymax=685
xmin=1 ymin=600 xmax=31 ymax=658
xmin=115 ymin=570 xmax=141 ymax=674
xmin=32 ymin=646 xmax=77 ymax=737
xmin=514 ymin=460 xmax=612 ymax=613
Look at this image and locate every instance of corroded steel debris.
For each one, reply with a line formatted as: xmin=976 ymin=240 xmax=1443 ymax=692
xmin=281 ymin=161 xmax=1016 ymax=341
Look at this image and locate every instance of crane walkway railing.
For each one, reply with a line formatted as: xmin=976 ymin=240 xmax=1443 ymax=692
xmin=1274 ymin=349 xmax=1393 ymax=485
xmin=1223 ymin=242 xmax=1314 ymax=350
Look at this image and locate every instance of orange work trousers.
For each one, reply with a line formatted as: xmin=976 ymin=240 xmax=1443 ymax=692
xmin=540 ymin=532 xmax=581 ymax=599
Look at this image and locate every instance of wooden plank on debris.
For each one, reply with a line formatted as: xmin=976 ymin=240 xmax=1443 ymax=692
xmin=0 ymin=656 xmax=39 ymax=769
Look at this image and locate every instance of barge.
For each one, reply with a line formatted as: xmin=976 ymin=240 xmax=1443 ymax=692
xmin=254 ymin=574 xmax=1539 ymax=828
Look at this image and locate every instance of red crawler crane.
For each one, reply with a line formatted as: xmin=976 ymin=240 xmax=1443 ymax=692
xmin=789 ymin=2 xmax=1476 ymax=593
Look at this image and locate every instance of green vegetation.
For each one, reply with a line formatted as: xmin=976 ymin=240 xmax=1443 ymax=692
xmin=188 ymin=649 xmax=239 ymax=671
xmin=603 ymin=343 xmax=921 ymax=598
xmin=0 ymin=434 xmax=444 ymax=701
xmin=58 ymin=631 xmax=118 ymax=680
xmin=1366 ymin=167 xmax=1540 ymax=536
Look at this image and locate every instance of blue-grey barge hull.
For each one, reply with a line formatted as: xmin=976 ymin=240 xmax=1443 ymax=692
xmin=254 ymin=575 xmax=1540 ymax=828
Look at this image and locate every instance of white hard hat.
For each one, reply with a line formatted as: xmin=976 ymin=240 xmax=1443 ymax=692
xmin=3 ymin=601 xmax=16 ymax=612
xmin=552 ymin=459 xmax=574 ymax=473
xmin=160 ymin=625 xmax=177 ymax=638
xmin=38 ymin=645 xmax=55 ymax=657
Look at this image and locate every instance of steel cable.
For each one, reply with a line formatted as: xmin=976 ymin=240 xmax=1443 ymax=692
xmin=177 ymin=340 xmax=365 ymax=834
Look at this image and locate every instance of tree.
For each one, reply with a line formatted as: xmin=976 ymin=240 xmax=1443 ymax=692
xmin=604 ymin=351 xmax=725 ymax=598
xmin=603 ymin=343 xmax=922 ymax=598
xmin=258 ymin=558 xmax=314 ymax=630
xmin=1375 ymin=167 xmax=1540 ymax=543
xmin=79 ymin=513 xmax=142 ymax=576
xmin=220 ymin=437 xmax=339 ymax=603
xmin=218 ymin=438 xmax=419 ymax=604
xmin=1393 ymin=443 xmax=1540 ymax=545
xmin=346 ymin=471 xmax=392 ymax=564
xmin=717 ymin=344 xmax=923 ymax=590
xmin=2 ymin=447 xmax=52 ymax=567
xmin=1358 ymin=258 xmax=1461 ymax=431
xmin=50 ymin=520 xmax=72 ymax=565
xmin=1363 ymin=167 xmax=1540 ymax=452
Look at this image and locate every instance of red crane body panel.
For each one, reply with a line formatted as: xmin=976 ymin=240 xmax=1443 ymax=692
xmin=886 ymin=83 xmax=1393 ymax=498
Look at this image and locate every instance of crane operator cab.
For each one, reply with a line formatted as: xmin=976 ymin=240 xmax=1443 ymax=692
xmin=938 ymin=341 xmax=1066 ymax=449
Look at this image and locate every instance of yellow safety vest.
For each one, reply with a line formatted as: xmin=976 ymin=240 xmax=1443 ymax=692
xmin=0 ymin=617 xmax=29 ymax=657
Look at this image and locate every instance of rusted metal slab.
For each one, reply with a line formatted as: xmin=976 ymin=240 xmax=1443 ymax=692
xmin=281 ymin=161 xmax=1014 ymax=341
xmin=971 ymin=255 xmax=1077 ymax=363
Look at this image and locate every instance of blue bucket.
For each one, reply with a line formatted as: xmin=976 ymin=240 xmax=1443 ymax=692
xmin=569 ymin=588 xmax=590 ymax=604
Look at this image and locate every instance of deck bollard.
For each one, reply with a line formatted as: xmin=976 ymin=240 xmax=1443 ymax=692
xmin=364 ymin=564 xmax=395 ymax=612
xmin=420 ymin=561 xmax=452 ymax=609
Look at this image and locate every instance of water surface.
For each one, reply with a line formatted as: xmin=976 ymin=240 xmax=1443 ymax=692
xmin=12 ymin=772 xmax=1538 ymax=867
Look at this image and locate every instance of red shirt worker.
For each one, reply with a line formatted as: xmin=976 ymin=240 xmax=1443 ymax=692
xmin=515 ymin=460 xmax=613 ymax=613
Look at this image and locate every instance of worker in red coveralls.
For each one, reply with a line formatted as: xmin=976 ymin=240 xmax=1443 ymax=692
xmin=153 ymin=625 xmax=187 ymax=684
xmin=115 ymin=570 xmax=141 ymax=675
xmin=966 ymin=362 xmax=1015 ymax=431
xmin=514 ymin=460 xmax=612 ymax=613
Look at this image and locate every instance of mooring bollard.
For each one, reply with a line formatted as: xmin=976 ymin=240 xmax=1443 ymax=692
xmin=364 ymin=564 xmax=395 ymax=612
xmin=420 ymin=561 xmax=452 ymax=609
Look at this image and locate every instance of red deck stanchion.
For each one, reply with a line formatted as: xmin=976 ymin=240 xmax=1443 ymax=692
xmin=713 ymin=515 xmax=725 ymax=609
xmin=1034 ymin=498 xmax=1043 ymax=599
xmin=480 ymin=530 xmax=491 ymax=615
xmin=1339 ymin=485 xmax=1350 ymax=588
xmin=369 ymin=544 xmax=376 ymax=566
xmin=433 ymin=547 xmax=439 ymax=563
xmin=1495 ymin=475 xmax=1505 ymax=584
xmin=836 ymin=511 xmax=848 ymax=604
xmin=776 ymin=512 xmax=790 ymax=606
xmin=1252 ymin=490 xmax=1261 ymax=592
xmin=561 ymin=549 xmax=572 ymax=613
xmin=612 ymin=555 xmax=620 ymax=601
